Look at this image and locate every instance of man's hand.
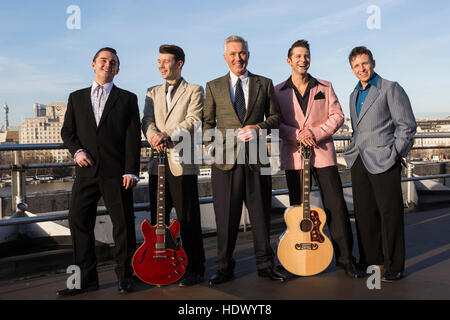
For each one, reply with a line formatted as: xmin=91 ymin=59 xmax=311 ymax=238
xmin=150 ymin=132 xmax=169 ymax=146
xmin=297 ymin=128 xmax=316 ymax=147
xmin=75 ymin=151 xmax=94 ymax=167
xmin=149 ymin=132 xmax=169 ymax=152
xmin=123 ymin=175 xmax=138 ymax=190
xmin=238 ymin=125 xmax=260 ymax=142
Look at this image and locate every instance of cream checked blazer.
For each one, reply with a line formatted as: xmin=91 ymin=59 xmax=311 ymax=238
xmin=142 ymin=79 xmax=204 ymax=176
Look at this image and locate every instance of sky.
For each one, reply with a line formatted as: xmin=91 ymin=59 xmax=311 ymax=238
xmin=0 ymin=0 xmax=449 ymax=127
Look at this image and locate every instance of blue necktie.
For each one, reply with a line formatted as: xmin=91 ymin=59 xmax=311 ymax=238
xmin=234 ymin=78 xmax=246 ymax=123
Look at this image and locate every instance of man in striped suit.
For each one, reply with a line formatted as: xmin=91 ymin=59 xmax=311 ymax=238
xmin=344 ymin=46 xmax=416 ymax=282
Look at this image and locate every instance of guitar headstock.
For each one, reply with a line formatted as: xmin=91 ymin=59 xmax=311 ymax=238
xmin=298 ymin=141 xmax=312 ymax=160
xmin=151 ymin=149 xmax=167 ymax=165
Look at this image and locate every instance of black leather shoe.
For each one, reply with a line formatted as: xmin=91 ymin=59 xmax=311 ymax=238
xmin=118 ymin=278 xmax=134 ymax=293
xmin=56 ymin=284 xmax=99 ymax=297
xmin=208 ymin=269 xmax=234 ymax=286
xmin=342 ymin=263 xmax=365 ymax=278
xmin=258 ymin=267 xmax=286 ymax=282
xmin=381 ymin=271 xmax=404 ymax=282
xmin=179 ymin=273 xmax=204 ymax=287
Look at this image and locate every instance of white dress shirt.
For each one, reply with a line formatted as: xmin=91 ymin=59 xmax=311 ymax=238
xmin=91 ymin=81 xmax=114 ymax=125
xmin=229 ymin=71 xmax=249 ymax=109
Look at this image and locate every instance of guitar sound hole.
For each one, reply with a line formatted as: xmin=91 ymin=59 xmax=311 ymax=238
xmin=300 ymin=219 xmax=313 ymax=232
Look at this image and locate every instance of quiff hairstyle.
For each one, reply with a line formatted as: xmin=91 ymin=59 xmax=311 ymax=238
xmin=159 ymin=44 xmax=185 ymax=65
xmin=348 ymin=46 xmax=374 ymax=65
xmin=288 ymin=39 xmax=310 ymax=58
xmin=93 ymin=47 xmax=120 ymax=67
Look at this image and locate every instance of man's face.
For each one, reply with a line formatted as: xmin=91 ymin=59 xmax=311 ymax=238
xmin=91 ymin=50 xmax=119 ymax=85
xmin=158 ymin=53 xmax=182 ymax=81
xmin=350 ymin=54 xmax=376 ymax=85
xmin=287 ymin=46 xmax=310 ymax=77
xmin=224 ymin=41 xmax=249 ymax=77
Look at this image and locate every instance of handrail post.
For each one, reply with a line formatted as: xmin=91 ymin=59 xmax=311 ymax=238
xmin=406 ymin=155 xmax=415 ymax=207
xmin=11 ymin=151 xmax=27 ymax=214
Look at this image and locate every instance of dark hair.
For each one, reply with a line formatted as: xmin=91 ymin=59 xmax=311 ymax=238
xmin=159 ymin=44 xmax=185 ymax=64
xmin=93 ymin=47 xmax=120 ymax=67
xmin=288 ymin=40 xmax=310 ymax=58
xmin=348 ymin=46 xmax=374 ymax=65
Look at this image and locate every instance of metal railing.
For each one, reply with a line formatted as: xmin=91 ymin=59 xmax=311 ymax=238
xmin=0 ymin=134 xmax=449 ymax=227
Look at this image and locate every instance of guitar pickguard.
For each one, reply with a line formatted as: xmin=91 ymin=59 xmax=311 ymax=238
xmin=164 ymin=227 xmax=180 ymax=251
xmin=310 ymin=210 xmax=325 ymax=243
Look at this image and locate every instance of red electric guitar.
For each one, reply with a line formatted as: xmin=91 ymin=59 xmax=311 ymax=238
xmin=132 ymin=151 xmax=188 ymax=285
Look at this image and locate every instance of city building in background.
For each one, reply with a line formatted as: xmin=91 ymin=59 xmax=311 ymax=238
xmin=19 ymin=102 xmax=70 ymax=162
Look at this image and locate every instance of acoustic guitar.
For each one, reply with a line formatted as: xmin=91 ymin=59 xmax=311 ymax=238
xmin=132 ymin=150 xmax=188 ymax=285
xmin=277 ymin=143 xmax=333 ymax=276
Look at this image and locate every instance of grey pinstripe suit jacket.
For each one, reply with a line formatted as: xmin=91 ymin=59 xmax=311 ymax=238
xmin=343 ymin=75 xmax=417 ymax=174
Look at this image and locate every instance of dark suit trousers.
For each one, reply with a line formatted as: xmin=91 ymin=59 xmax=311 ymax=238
xmin=211 ymin=164 xmax=274 ymax=271
xmin=351 ymin=156 xmax=405 ymax=273
xmin=285 ymin=166 xmax=355 ymax=266
xmin=149 ymin=172 xmax=206 ymax=275
xmin=68 ymin=176 xmax=136 ymax=287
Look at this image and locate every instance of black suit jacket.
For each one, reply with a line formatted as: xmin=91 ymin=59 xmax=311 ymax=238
xmin=61 ymin=85 xmax=141 ymax=179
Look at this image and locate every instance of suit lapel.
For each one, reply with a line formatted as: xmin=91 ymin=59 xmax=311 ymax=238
xmin=357 ymin=80 xmax=380 ymax=124
xmin=350 ymin=88 xmax=358 ymax=125
xmin=219 ymin=74 xmax=241 ymax=123
xmin=98 ymin=85 xmax=120 ymax=129
xmin=166 ymin=79 xmax=187 ymax=122
xmin=245 ymin=73 xmax=261 ymax=123
xmin=83 ymin=87 xmax=98 ymax=129
xmin=222 ymin=74 xmax=234 ymax=108
xmin=303 ymin=85 xmax=319 ymax=125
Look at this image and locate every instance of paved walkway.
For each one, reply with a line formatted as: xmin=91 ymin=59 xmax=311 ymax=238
xmin=0 ymin=207 xmax=449 ymax=302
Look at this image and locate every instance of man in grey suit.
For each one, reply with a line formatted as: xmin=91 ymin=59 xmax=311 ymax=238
xmin=344 ymin=46 xmax=416 ymax=282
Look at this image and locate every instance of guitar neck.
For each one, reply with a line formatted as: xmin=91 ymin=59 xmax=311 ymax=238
xmin=302 ymin=157 xmax=311 ymax=220
xmin=156 ymin=164 xmax=166 ymax=236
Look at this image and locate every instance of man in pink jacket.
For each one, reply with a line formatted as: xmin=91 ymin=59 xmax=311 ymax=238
xmin=275 ymin=40 xmax=363 ymax=278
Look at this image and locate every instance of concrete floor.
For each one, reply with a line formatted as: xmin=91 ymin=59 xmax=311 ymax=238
xmin=0 ymin=206 xmax=449 ymax=303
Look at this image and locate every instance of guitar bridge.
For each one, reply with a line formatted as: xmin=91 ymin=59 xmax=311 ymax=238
xmin=155 ymin=243 xmax=165 ymax=249
xmin=295 ymin=243 xmax=319 ymax=250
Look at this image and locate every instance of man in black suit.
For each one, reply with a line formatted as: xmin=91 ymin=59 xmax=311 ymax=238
xmin=59 ymin=47 xmax=141 ymax=296
xmin=203 ymin=35 xmax=285 ymax=285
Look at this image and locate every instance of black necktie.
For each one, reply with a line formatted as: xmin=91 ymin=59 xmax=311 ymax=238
xmin=234 ymin=78 xmax=246 ymax=123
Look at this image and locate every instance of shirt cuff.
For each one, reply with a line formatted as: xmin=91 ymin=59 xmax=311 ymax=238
xmin=73 ymin=149 xmax=86 ymax=159
xmin=122 ymin=174 xmax=140 ymax=182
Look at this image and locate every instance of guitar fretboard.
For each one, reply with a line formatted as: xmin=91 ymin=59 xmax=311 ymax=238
xmin=302 ymin=157 xmax=311 ymax=220
xmin=156 ymin=164 xmax=166 ymax=236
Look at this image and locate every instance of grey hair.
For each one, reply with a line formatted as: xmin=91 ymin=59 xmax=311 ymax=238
xmin=224 ymin=35 xmax=249 ymax=54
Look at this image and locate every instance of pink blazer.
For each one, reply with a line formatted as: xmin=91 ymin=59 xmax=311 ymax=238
xmin=274 ymin=78 xmax=344 ymax=170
